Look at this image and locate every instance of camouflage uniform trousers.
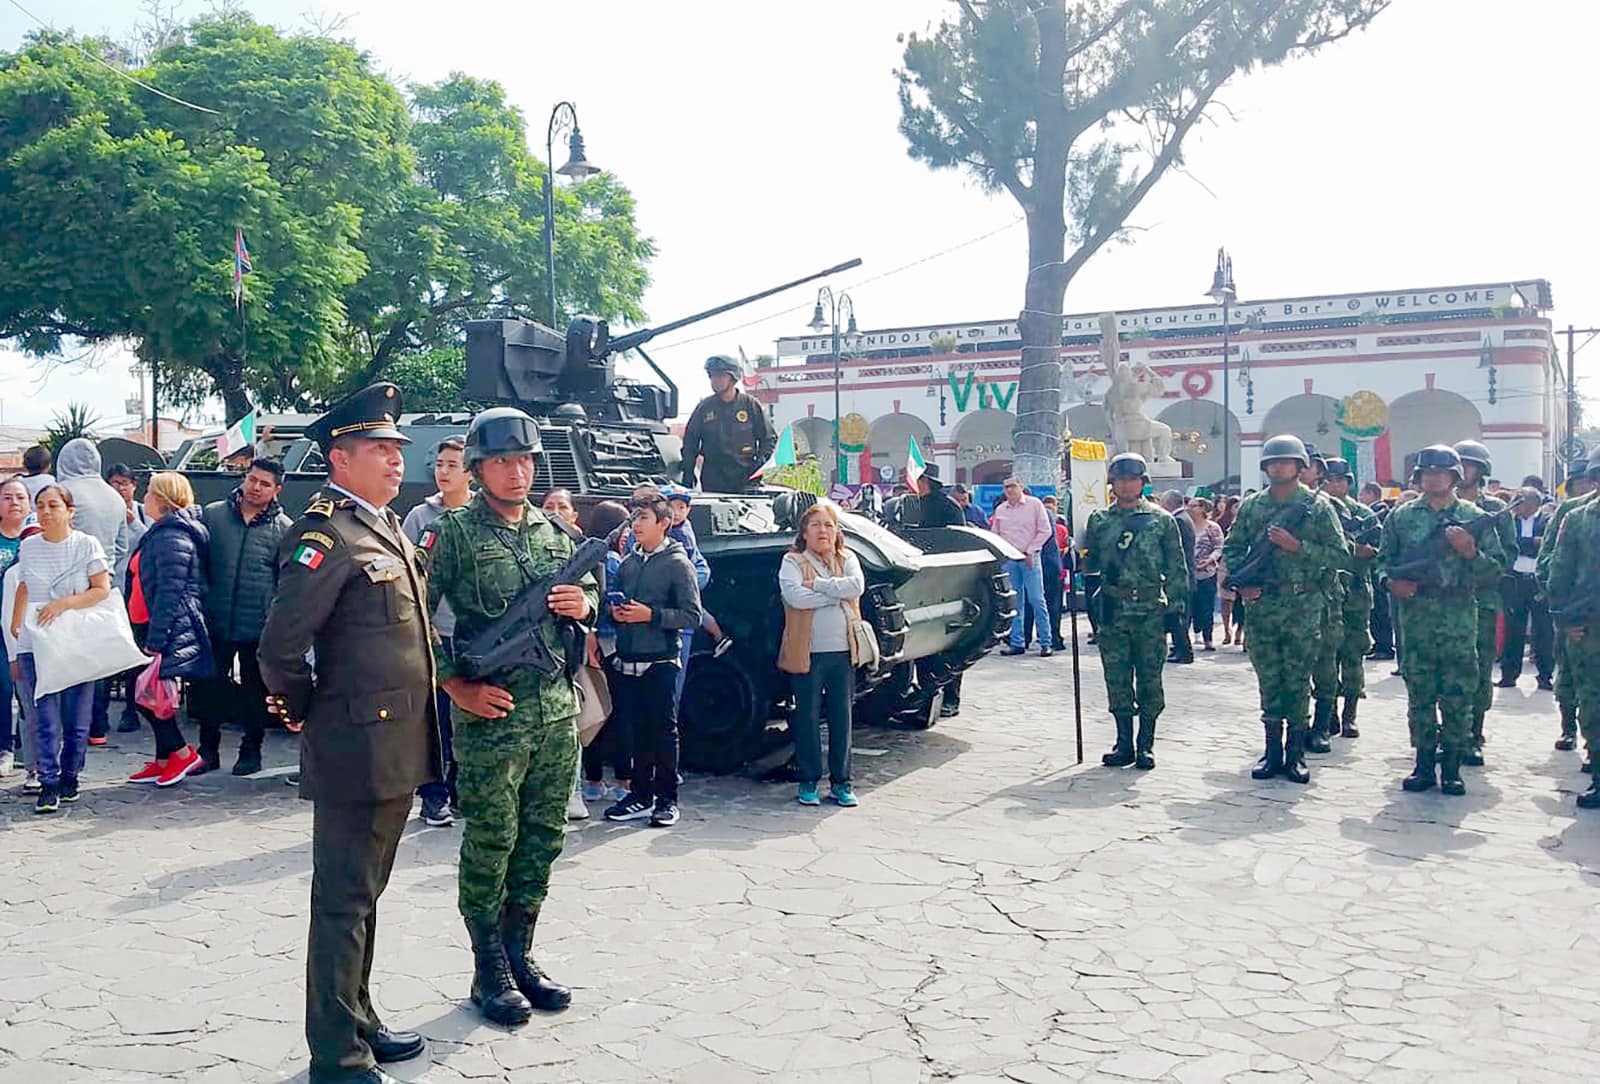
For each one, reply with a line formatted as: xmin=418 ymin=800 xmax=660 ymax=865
xmin=454 ymin=692 xmax=579 ymax=921
xmin=1337 ymin=588 xmax=1375 ymax=700
xmin=1564 ymin=631 xmax=1600 ymax=758
xmin=1096 ymin=614 xmax=1168 ymax=719
xmin=1311 ymin=580 xmax=1345 ymax=705
xmin=1397 ymin=597 xmax=1476 ymax=751
xmin=1555 ymin=634 xmax=1576 ymax=711
xmin=1242 ymin=592 xmax=1323 ymax=728
xmin=1472 ymin=602 xmax=1498 ymax=732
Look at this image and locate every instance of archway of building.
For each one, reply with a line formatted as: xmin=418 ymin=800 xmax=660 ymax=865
xmin=1157 ymin=399 xmax=1242 ymax=492
xmin=951 ymin=408 xmax=1014 ymax=484
xmin=1387 ymin=389 xmax=1483 ymax=481
xmin=791 ymin=416 xmax=835 ymax=480
xmin=867 ymin=412 xmax=936 ymax=487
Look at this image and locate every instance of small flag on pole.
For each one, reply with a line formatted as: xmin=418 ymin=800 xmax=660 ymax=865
xmin=750 ymin=424 xmax=797 ymax=480
xmin=217 ymin=409 xmax=257 ymax=459
xmin=233 ymin=228 xmax=252 ymax=307
xmin=905 ymin=436 xmax=927 ymax=489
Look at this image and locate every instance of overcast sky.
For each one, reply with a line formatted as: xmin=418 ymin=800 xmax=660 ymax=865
xmin=4 ymin=0 xmax=1596 ymax=432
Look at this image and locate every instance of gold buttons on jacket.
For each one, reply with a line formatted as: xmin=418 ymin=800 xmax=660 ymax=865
xmin=378 ymin=708 xmax=390 ymax=720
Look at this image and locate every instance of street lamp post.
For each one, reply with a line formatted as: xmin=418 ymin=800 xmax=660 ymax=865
xmin=1207 ymin=249 xmax=1237 ymax=494
xmin=544 ymin=102 xmax=600 ymax=327
xmin=809 ymin=289 xmax=858 ymax=485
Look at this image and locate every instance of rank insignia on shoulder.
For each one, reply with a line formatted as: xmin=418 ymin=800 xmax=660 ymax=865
xmin=306 ymin=497 xmax=337 ymax=519
xmin=292 ymin=542 xmax=327 ymax=571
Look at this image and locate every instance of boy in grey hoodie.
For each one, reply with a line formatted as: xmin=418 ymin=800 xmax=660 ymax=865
xmin=55 ymin=439 xmax=130 ymax=740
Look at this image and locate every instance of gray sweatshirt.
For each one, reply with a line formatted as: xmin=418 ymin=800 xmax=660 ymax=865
xmin=55 ymin=439 xmax=127 ymax=572
xmin=401 ymin=492 xmax=459 ymax=637
xmin=779 ymin=549 xmax=865 ymax=653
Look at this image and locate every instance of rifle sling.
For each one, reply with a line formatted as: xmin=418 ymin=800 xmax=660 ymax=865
xmin=1100 ymin=511 xmax=1162 ymax=588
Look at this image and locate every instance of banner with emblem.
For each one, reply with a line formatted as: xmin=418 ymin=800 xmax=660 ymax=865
xmin=1069 ymin=438 xmax=1108 ymax=542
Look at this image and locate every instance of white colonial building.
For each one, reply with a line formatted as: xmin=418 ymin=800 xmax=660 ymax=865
xmin=755 ymin=279 xmax=1567 ymax=491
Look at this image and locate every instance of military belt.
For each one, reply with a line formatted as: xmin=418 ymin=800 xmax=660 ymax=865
xmin=1103 ymin=584 xmax=1162 ymax=602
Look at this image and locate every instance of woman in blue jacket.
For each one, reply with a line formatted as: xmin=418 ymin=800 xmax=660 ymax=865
xmin=125 ymin=473 xmax=216 ymax=788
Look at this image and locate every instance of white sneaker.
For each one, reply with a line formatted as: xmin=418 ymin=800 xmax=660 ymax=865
xmin=566 ymin=785 xmax=590 ymax=821
xmin=0 ymin=750 xmax=13 ymax=778
xmin=22 ymin=770 xmax=40 ymax=793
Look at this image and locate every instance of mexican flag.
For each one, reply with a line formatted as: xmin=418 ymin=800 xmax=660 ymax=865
xmin=905 ymin=436 xmax=927 ymax=489
xmin=217 ymin=410 xmax=257 ymax=459
xmin=750 ymin=423 xmax=797 ymax=480
xmin=291 ymin=543 xmax=325 ymax=571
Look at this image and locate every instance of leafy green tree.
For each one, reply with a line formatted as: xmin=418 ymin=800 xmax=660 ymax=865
xmin=897 ymin=0 xmax=1389 ymax=485
xmin=385 ymin=347 xmax=469 ymax=414
xmin=44 ymin=402 xmax=103 ymax=456
xmin=0 ymin=13 xmax=652 ymax=421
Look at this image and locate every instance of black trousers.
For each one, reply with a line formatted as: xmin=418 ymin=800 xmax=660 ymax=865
xmin=307 ymin=794 xmax=411 ymax=1079
xmin=1500 ymin=574 xmax=1554 ymax=680
xmin=612 ymin=662 xmax=679 ymax=803
xmin=1369 ymin=576 xmax=1394 ymax=654
xmin=1166 ymin=588 xmax=1195 ymax=660
xmin=1190 ymin=576 xmax=1218 ymax=642
xmin=197 ymin=637 xmax=271 ymax=759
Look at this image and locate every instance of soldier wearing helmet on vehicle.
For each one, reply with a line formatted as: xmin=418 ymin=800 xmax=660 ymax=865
xmin=1452 ymin=439 xmax=1514 ymax=767
xmin=1379 ymin=444 xmax=1506 ymax=797
xmin=416 ymin=407 xmax=598 ymax=1028
xmin=1080 ymin=453 xmax=1187 ymax=771
xmin=680 ymin=354 xmax=776 ymax=494
xmin=1220 ymin=435 xmax=1348 ymax=786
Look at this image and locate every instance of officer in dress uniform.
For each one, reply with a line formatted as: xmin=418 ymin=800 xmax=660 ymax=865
xmin=258 ymin=383 xmax=441 ymax=1084
xmin=679 ymin=354 xmax=776 ymax=494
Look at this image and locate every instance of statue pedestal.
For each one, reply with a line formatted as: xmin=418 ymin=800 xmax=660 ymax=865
xmin=1146 ymin=459 xmax=1184 ymax=486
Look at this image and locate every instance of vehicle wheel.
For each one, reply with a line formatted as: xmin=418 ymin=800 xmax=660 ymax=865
xmin=901 ymin=687 xmax=940 ymax=731
xmin=855 ymin=662 xmax=912 ymax=728
xmin=680 ymin=652 xmax=763 ymax=774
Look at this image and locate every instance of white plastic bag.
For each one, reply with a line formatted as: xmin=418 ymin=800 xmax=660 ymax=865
xmin=28 ymin=595 xmax=149 ymax=701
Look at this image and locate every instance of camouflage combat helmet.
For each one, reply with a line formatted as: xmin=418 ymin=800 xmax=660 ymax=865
xmin=1453 ymin=439 xmax=1492 ymax=474
xmin=464 ymin=406 xmax=542 ymax=468
xmin=1108 ymin=452 xmax=1149 ymax=480
xmin=1259 ymin=434 xmax=1310 ymax=470
xmin=1323 ymin=457 xmax=1354 ymax=480
xmin=1414 ymin=444 xmax=1463 ymax=481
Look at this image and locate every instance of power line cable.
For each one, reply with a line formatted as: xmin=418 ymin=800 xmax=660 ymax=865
xmin=5 ymin=0 xmax=220 ymax=115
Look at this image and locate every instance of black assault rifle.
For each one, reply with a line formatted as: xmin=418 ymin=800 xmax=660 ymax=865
xmin=1385 ymin=507 xmax=1509 ymax=589
xmin=457 ymin=537 xmax=610 ymax=681
xmin=1338 ymin=509 xmax=1382 ymax=550
xmin=1225 ymin=498 xmax=1313 ymax=591
xmin=1550 ymin=583 xmax=1600 ymax=630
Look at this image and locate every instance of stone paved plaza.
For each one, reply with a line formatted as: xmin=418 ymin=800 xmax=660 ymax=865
xmin=2 ymin=643 xmax=1598 ymax=1083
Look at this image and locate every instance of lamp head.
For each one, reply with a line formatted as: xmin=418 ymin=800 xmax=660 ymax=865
xmin=556 ymin=128 xmax=599 ymax=179
xmin=808 ymin=302 xmax=827 ymax=333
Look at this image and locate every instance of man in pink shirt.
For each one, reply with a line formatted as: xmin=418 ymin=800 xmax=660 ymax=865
xmin=989 ymin=477 xmax=1055 ymax=657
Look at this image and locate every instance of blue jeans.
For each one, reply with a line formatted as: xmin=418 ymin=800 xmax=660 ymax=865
xmin=0 ymin=636 xmax=13 ymax=753
xmin=23 ymin=655 xmax=93 ymax=786
xmin=1007 ymin=559 xmax=1050 ymax=650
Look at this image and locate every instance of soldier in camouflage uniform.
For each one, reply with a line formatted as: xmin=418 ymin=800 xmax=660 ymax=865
xmin=1081 ymin=453 xmax=1187 ymax=770
xmin=1299 ymin=446 xmax=1346 ymax=754
xmin=1322 ymin=458 xmax=1381 ymax=739
xmin=1380 ymin=445 xmax=1506 ymax=796
xmin=419 ymin=407 xmax=598 ymax=1027
xmin=1453 ymin=440 xmax=1514 ymax=766
xmin=1221 ymin=435 xmax=1348 ymax=785
xmin=1545 ymin=483 xmax=1600 ymax=809
xmin=1537 ymin=455 xmax=1596 ymax=755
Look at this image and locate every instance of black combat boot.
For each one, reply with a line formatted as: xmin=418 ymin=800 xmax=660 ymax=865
xmin=1401 ymin=745 xmax=1437 ymax=792
xmin=1556 ymin=703 xmax=1577 ymax=751
xmin=500 ymin=903 xmax=571 ymax=1011
xmin=1102 ymin=715 xmax=1136 ymax=767
xmin=1339 ymin=696 xmax=1360 ymax=739
xmin=1462 ymin=714 xmax=1485 ymax=767
xmin=1251 ymin=717 xmax=1284 ymax=780
xmin=1306 ymin=699 xmax=1334 ymax=754
xmin=1577 ymin=766 xmax=1600 ymax=810
xmin=1439 ymin=747 xmax=1466 ymax=796
xmin=1282 ymin=724 xmax=1311 ymax=785
xmin=465 ymin=916 xmax=532 ymax=1027
xmin=1134 ymin=716 xmax=1157 ymax=771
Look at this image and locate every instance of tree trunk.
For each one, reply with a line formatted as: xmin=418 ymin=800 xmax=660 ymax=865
xmin=204 ymin=353 xmax=254 ymax=424
xmin=1011 ymin=0 xmax=1069 ymax=492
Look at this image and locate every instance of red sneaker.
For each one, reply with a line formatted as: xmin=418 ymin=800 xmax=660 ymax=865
xmin=87 ymin=735 xmax=108 ymax=747
xmin=129 ymin=760 xmax=164 ymax=784
xmin=156 ymin=748 xmax=202 ymax=788
xmin=284 ymin=720 xmax=303 ymax=734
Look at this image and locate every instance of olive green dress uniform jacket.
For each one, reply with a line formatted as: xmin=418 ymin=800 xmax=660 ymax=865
xmin=258 ymin=492 xmax=442 ymax=801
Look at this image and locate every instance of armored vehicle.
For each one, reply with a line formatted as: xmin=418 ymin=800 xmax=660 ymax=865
xmin=168 ymin=262 xmax=1019 ymax=772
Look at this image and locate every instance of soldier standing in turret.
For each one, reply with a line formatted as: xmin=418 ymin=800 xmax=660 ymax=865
xmin=680 ymin=355 xmax=776 ymax=494
xmin=1080 ymin=453 xmax=1187 ymax=771
xmin=1321 ymin=458 xmax=1381 ymax=739
xmin=1453 ymin=439 xmax=1514 ymax=766
xmin=1380 ymin=445 xmax=1506 ymax=797
xmin=419 ymin=407 xmax=598 ymax=1028
xmin=1220 ymin=436 xmax=1348 ymax=785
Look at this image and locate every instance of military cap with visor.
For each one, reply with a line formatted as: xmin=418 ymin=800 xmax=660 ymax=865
xmin=464 ymin=406 xmax=542 ymax=468
xmin=305 ymin=382 xmax=410 ymax=450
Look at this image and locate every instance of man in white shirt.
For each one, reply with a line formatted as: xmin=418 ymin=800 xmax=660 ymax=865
xmin=1498 ymin=487 xmax=1555 ymax=690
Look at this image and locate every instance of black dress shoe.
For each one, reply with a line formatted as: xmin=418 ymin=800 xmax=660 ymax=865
xmin=1366 ymin=648 xmax=1395 ymax=661
xmin=1494 ymin=677 xmax=1518 ymax=688
xmin=1000 ymin=646 xmax=1026 ymax=656
xmin=366 ymin=1028 xmax=424 ymax=1064
xmin=1039 ymin=646 xmax=1053 ymax=658
xmin=1537 ymin=676 xmax=1555 ymax=691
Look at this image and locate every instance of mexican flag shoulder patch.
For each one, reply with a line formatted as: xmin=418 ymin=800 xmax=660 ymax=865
xmin=292 ymin=543 xmax=326 ymax=571
xmin=417 ymin=528 xmax=437 ymax=550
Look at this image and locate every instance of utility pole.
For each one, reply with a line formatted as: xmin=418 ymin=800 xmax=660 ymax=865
xmin=1565 ymin=324 xmax=1600 ymax=445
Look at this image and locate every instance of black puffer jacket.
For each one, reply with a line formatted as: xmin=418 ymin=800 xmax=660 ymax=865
xmin=128 ymin=507 xmax=215 ymax=680
xmin=202 ymin=491 xmax=292 ymax=641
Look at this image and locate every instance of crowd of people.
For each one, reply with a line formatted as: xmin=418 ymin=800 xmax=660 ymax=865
xmin=0 ymin=439 xmax=296 ymax=812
